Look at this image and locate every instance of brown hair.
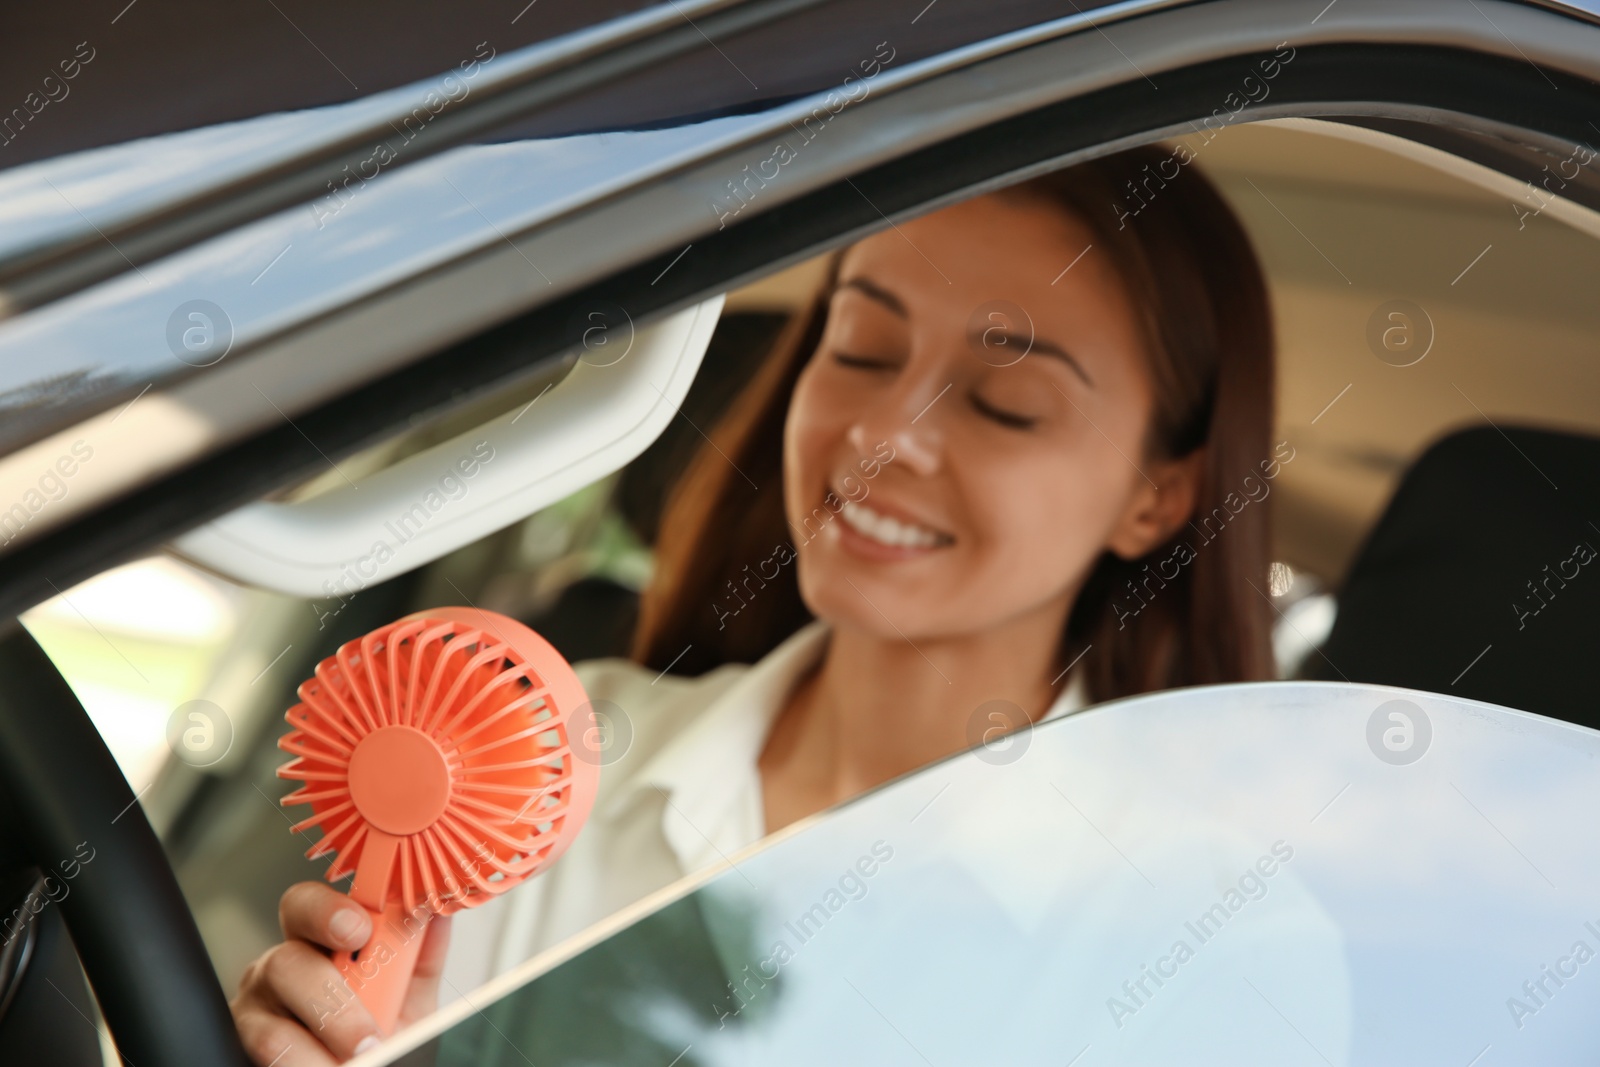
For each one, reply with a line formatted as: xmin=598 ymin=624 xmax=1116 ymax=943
xmin=633 ymin=144 xmax=1276 ymax=700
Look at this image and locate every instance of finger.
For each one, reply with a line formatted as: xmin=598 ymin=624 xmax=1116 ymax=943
xmin=398 ymin=914 xmax=452 ymax=1029
xmin=412 ymin=915 xmax=452 ymax=981
xmin=280 ymin=881 xmax=372 ymax=952
xmin=257 ymin=940 xmax=384 ymax=1060
xmin=233 ymin=1004 xmax=339 ymax=1067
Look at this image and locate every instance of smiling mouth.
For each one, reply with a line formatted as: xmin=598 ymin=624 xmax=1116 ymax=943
xmin=838 ymin=498 xmax=955 ymax=549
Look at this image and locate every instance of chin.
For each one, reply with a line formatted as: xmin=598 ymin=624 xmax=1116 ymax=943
xmin=794 ymin=552 xmax=939 ymax=641
xmin=804 ymin=592 xmax=919 ymax=641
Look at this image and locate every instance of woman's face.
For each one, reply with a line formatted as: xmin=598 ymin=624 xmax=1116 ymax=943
xmin=783 ymin=192 xmax=1198 ymax=643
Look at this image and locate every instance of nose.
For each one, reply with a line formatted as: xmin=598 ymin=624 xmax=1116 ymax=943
xmin=846 ymin=374 xmax=948 ymax=477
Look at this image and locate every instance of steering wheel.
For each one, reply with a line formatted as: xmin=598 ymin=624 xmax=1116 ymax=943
xmin=0 ymin=622 xmax=250 ymax=1066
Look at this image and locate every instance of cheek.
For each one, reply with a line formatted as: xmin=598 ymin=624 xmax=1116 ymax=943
xmin=783 ymin=362 xmax=850 ymax=514
xmin=957 ymin=444 xmax=1130 ymax=592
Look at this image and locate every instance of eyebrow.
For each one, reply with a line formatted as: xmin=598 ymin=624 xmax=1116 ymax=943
xmin=835 ymin=276 xmax=908 ymax=317
xmin=835 ymin=275 xmax=1094 ymax=388
xmin=988 ymin=330 xmax=1095 ymax=387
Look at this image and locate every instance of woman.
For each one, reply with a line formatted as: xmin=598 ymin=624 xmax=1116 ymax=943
xmin=232 ymin=144 xmax=1276 ymax=1065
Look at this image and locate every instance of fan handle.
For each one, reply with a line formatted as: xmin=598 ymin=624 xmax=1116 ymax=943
xmin=335 ymin=827 xmax=429 ymax=1035
xmin=333 ymin=905 xmax=429 ymax=1034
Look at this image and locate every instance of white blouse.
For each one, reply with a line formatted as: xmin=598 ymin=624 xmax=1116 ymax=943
xmin=440 ymin=620 xmax=1086 ymax=1002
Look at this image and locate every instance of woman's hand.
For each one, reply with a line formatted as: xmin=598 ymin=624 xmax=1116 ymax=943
xmin=231 ymin=882 xmax=452 ymax=1066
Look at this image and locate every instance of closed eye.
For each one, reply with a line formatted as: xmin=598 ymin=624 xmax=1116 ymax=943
xmin=833 ymin=352 xmax=901 ymax=371
xmin=969 ymin=391 xmax=1038 ymax=430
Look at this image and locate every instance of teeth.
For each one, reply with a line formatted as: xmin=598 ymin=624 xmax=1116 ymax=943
xmin=839 ymin=499 xmax=948 ymax=549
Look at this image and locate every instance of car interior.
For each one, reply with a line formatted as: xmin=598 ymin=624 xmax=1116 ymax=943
xmin=3 ymin=1 xmax=1600 ymax=1063
xmin=15 ymin=113 xmax=1599 ymax=1012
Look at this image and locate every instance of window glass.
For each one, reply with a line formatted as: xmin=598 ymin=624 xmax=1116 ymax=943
xmin=403 ymin=683 xmax=1600 ymax=1064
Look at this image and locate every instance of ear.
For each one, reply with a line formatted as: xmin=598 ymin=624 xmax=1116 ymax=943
xmin=1106 ymin=449 xmax=1206 ymax=560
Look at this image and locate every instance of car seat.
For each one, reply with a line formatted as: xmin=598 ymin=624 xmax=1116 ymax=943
xmin=1303 ymin=424 xmax=1600 ymax=731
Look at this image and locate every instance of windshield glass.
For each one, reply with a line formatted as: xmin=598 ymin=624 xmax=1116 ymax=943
xmin=371 ymin=681 xmax=1600 ymax=1066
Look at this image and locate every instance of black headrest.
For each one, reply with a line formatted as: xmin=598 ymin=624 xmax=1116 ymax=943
xmin=1305 ymin=424 xmax=1600 ymax=730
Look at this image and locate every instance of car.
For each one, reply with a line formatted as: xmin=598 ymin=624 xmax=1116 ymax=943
xmin=1 ymin=1 xmax=1598 ymax=1064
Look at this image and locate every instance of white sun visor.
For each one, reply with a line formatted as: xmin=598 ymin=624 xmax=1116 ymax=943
xmin=170 ymin=296 xmax=722 ymax=597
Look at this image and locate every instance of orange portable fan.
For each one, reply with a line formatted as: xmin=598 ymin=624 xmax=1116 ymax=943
xmin=277 ymin=607 xmax=600 ymax=1034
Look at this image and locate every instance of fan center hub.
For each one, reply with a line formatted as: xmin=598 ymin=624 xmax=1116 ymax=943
xmin=347 ymin=725 xmax=452 ymax=836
